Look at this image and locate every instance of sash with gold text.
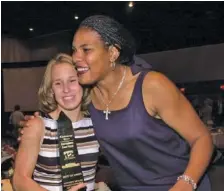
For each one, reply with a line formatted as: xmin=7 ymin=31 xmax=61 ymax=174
xmin=57 ymin=111 xmax=86 ymax=191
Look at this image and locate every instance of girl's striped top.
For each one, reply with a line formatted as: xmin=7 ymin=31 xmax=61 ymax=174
xmin=32 ymin=115 xmax=99 ymax=191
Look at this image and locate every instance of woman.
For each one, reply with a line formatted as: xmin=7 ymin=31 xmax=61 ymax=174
xmin=13 ymin=54 xmax=99 ymax=191
xmin=71 ymin=15 xmax=213 ymax=191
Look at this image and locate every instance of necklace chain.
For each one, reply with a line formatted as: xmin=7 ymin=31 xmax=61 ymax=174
xmin=98 ymin=66 xmax=127 ymax=120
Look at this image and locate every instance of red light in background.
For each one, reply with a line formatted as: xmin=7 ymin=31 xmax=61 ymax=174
xmin=180 ymin=88 xmax=185 ymax=92
xmin=220 ymin=85 xmax=224 ymax=90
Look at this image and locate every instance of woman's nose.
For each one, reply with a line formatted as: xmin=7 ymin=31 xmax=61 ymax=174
xmin=72 ymin=50 xmax=83 ymax=64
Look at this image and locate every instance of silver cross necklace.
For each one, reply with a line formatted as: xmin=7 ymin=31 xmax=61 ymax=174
xmin=97 ymin=66 xmax=127 ymax=120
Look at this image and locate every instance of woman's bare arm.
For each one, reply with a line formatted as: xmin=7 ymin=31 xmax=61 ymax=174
xmin=143 ymin=72 xmax=213 ymax=190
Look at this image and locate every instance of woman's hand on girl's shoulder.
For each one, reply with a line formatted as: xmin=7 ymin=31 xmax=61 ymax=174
xmin=21 ymin=117 xmax=44 ymax=141
xmin=18 ymin=112 xmax=41 ymax=141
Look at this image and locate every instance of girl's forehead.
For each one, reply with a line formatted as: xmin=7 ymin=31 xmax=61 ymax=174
xmin=52 ymin=63 xmax=75 ymax=72
xmin=51 ymin=67 xmax=78 ymax=80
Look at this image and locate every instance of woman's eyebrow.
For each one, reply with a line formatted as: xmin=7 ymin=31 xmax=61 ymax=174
xmin=72 ymin=44 xmax=92 ymax=49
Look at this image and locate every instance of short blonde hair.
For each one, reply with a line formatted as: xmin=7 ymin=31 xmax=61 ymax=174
xmin=38 ymin=53 xmax=91 ymax=115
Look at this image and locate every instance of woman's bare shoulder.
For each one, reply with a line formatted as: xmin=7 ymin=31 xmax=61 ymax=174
xmin=144 ymin=71 xmax=174 ymax=88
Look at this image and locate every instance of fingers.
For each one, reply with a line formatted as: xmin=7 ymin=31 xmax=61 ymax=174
xmin=17 ymin=137 xmax=21 ymax=142
xmin=19 ymin=120 xmax=25 ymax=127
xmin=20 ymin=129 xmax=24 ymax=135
xmin=24 ymin=115 xmax=35 ymax=121
xmin=34 ymin=111 xmax=40 ymax=117
xmin=19 ymin=120 xmax=30 ymax=129
xmin=18 ymin=128 xmax=24 ymax=135
xmin=68 ymin=183 xmax=86 ymax=191
xmin=17 ymin=129 xmax=24 ymax=142
xmin=19 ymin=112 xmax=39 ymax=127
xmin=20 ymin=115 xmax=35 ymax=127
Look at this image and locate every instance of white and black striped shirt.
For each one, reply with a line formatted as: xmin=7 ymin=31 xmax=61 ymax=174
xmin=32 ymin=116 xmax=99 ymax=191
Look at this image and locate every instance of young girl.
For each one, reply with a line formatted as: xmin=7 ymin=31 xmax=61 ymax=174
xmin=13 ymin=54 xmax=99 ymax=191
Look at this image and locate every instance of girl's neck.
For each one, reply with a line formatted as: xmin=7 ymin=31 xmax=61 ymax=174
xmin=50 ymin=107 xmax=83 ymax=122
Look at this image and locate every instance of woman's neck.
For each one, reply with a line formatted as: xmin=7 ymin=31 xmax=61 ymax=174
xmin=94 ymin=65 xmax=128 ymax=100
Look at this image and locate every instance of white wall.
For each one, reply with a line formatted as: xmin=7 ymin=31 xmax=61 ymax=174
xmin=138 ymin=43 xmax=224 ymax=83
xmin=3 ymin=67 xmax=46 ymax=112
xmin=1 ymin=37 xmax=31 ymax=63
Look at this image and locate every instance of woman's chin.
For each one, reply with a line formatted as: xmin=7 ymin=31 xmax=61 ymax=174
xmin=79 ymin=78 xmax=96 ymax=85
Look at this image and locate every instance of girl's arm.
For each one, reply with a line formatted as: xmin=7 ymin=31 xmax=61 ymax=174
xmin=13 ymin=117 xmax=47 ymax=191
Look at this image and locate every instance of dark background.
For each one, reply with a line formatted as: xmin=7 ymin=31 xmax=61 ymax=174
xmin=2 ymin=1 xmax=224 ymax=54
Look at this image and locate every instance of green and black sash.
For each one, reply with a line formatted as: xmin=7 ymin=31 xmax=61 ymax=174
xmin=57 ymin=111 xmax=86 ymax=191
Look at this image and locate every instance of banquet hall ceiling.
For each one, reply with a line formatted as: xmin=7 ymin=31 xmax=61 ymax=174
xmin=2 ymin=1 xmax=224 ymax=53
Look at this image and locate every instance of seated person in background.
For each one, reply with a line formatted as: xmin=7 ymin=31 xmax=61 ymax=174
xmin=201 ymin=98 xmax=213 ymax=128
xmin=9 ymin=104 xmax=24 ymax=138
xmin=13 ymin=54 xmax=99 ymax=191
xmin=212 ymin=96 xmax=224 ymax=127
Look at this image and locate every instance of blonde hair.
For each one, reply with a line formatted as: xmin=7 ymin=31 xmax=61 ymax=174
xmin=38 ymin=53 xmax=91 ymax=115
